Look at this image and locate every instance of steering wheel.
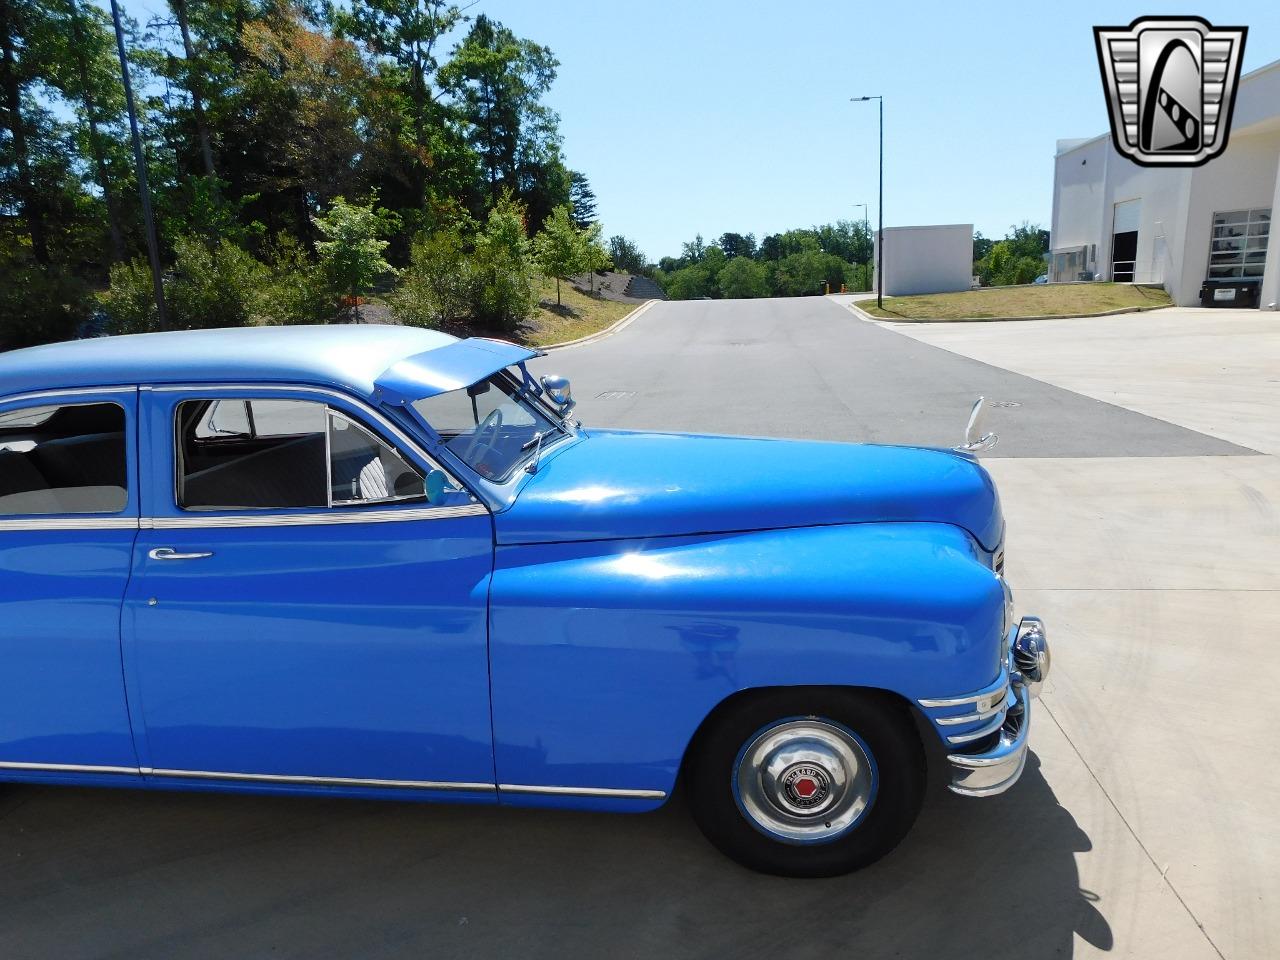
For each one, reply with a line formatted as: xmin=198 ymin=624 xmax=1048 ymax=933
xmin=462 ymin=407 xmax=504 ymax=466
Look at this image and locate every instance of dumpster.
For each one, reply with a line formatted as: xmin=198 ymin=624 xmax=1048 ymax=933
xmin=1200 ymin=279 xmax=1260 ymax=307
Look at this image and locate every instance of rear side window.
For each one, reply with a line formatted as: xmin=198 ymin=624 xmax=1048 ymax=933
xmin=0 ymin=402 xmax=128 ymax=516
xmin=176 ymin=399 xmax=425 ymax=511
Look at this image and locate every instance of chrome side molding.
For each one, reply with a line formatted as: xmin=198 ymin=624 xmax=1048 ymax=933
xmin=0 ymin=761 xmax=667 ymax=801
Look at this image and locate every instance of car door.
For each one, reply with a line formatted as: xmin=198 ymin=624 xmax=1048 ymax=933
xmin=123 ymin=385 xmax=496 ymax=796
xmin=0 ymin=387 xmax=141 ymax=777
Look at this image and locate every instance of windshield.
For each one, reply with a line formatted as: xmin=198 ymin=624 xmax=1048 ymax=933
xmin=412 ymin=369 xmax=563 ymax=481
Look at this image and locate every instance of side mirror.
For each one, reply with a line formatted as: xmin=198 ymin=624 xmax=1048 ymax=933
xmin=425 ymin=469 xmax=456 ymax=505
xmin=540 ymin=374 xmax=576 ymax=418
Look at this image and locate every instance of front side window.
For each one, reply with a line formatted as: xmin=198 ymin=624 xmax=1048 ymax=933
xmin=0 ymin=402 xmax=127 ymax=515
xmin=177 ymin=399 xmax=425 ymax=510
xmin=412 ymin=370 xmax=562 ymax=481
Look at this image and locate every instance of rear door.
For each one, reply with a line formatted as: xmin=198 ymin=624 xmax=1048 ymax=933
xmin=0 ymin=388 xmax=140 ymax=776
xmin=123 ymin=386 xmax=496 ymax=795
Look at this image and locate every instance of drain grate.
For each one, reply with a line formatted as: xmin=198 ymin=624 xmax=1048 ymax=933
xmin=596 ymin=390 xmax=636 ymax=400
xmin=989 ymin=400 xmax=1021 ymax=408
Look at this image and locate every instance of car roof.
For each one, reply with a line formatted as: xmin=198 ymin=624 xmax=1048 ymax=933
xmin=0 ymin=325 xmax=536 ymax=401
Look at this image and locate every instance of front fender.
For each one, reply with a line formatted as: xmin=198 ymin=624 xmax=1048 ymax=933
xmin=489 ymin=522 xmax=1005 ymax=807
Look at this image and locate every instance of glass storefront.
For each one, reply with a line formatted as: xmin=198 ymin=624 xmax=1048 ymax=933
xmin=1207 ymin=208 xmax=1270 ymax=281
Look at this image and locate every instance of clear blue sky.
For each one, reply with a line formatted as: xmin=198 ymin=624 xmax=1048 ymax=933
xmin=114 ymin=0 xmax=1280 ymax=261
xmin=466 ymin=0 xmax=1280 ymax=260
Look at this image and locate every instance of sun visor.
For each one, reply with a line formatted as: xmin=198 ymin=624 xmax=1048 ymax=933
xmin=373 ymin=338 xmax=542 ymax=406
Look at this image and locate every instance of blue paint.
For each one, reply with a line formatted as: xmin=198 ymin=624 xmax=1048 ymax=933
xmin=488 ymin=523 xmax=1003 ymax=799
xmin=0 ymin=328 xmax=1014 ymax=821
xmin=496 ymin=429 xmax=1004 ymax=551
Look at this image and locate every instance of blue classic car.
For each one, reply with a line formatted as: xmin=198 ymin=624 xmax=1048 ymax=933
xmin=0 ymin=325 xmax=1048 ymax=877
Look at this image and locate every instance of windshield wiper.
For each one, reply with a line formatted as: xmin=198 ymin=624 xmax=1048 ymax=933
xmin=522 ymin=430 xmax=547 ymax=474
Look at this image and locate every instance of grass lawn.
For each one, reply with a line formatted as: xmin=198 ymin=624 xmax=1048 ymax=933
xmin=855 ymin=283 xmax=1172 ymax=321
xmin=518 ymin=279 xmax=640 ymax=347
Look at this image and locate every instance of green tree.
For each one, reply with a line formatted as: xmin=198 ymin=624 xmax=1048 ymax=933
xmin=1 ymin=0 xmax=54 ymax=264
xmin=772 ymin=249 xmax=848 ymax=296
xmin=312 ymin=195 xmax=397 ymax=320
xmin=608 ymin=234 xmax=647 ymax=274
xmin=471 ymin=191 xmax=536 ymax=331
xmin=580 ymin=221 xmax=611 ymax=292
xmin=439 ymin=14 xmax=561 ymax=216
xmin=568 ymin=169 xmax=595 ymax=227
xmin=718 ymin=231 xmax=756 ymax=259
xmin=718 ymin=256 xmax=769 ymax=299
xmin=532 ymin=203 xmax=584 ymax=306
xmin=332 ymin=0 xmax=469 ymax=209
xmin=680 ymin=233 xmax=706 ymax=264
xmin=42 ymin=0 xmax=130 ymax=263
xmin=661 ymin=264 xmax=712 ymax=300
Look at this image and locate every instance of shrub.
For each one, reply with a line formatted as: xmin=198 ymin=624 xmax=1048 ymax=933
xmin=254 ymin=235 xmax=336 ymax=326
xmin=390 ymin=225 xmax=476 ymax=329
xmin=167 ymin=235 xmax=265 ymax=329
xmin=0 ymin=260 xmax=93 ymax=349
xmin=101 ymin=258 xmax=160 ymax=335
xmin=471 ymin=194 xmax=538 ymax=332
xmin=101 ymin=236 xmax=265 ymax=333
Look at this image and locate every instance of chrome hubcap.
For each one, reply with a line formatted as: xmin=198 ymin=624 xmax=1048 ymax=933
xmin=735 ymin=719 xmax=875 ymax=843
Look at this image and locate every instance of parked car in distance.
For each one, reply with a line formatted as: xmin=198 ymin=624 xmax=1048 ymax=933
xmin=0 ymin=326 xmax=1049 ymax=877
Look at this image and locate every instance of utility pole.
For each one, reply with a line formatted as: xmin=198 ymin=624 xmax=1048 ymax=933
xmin=851 ymin=96 xmax=884 ymax=308
xmin=109 ymin=0 xmax=167 ymax=329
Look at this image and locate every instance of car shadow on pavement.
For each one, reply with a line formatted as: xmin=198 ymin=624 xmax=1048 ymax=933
xmin=0 ymin=752 xmax=1108 ymax=959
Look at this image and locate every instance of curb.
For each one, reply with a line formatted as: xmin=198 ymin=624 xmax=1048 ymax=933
xmin=843 ymin=300 xmax=1173 ymax=324
xmin=540 ymin=298 xmax=659 ymax=350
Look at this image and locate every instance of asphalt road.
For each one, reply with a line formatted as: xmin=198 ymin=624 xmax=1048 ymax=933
xmin=0 ymin=297 xmax=1260 ymax=959
xmin=530 ymin=297 xmax=1252 ymax=457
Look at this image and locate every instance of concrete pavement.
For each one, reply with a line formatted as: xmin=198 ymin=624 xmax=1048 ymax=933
xmin=1 ymin=297 xmax=1275 ymax=959
xmin=533 ymin=297 xmax=1252 ymax=457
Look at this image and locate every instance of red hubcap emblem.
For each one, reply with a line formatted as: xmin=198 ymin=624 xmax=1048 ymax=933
xmin=783 ymin=765 xmax=829 ymax=808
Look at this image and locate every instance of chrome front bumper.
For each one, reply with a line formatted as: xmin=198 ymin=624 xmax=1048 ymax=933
xmin=916 ymin=616 xmax=1050 ymax=798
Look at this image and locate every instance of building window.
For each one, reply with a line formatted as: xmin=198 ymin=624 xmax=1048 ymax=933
xmin=1208 ymin=208 xmax=1270 ymax=281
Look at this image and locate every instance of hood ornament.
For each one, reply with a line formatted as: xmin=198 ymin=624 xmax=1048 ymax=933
xmin=954 ymin=397 xmax=998 ymax=453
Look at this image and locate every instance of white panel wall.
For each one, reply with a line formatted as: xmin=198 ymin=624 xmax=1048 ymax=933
xmin=1176 ymin=127 xmax=1280 ymax=304
xmin=1050 ymin=60 xmax=1280 ymax=306
xmin=873 ymin=224 xmax=973 ymax=297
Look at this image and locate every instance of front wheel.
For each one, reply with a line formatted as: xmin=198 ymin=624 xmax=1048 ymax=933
xmin=685 ymin=688 xmax=925 ymax=877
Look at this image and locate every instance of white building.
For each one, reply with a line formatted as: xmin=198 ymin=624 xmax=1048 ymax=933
xmin=872 ymin=224 xmax=973 ymax=296
xmin=1051 ymin=58 xmax=1280 ymax=308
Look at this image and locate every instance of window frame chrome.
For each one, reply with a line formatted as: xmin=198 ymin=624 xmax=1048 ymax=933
xmin=0 ymin=387 xmax=137 ymax=529
xmin=149 ymin=382 xmax=484 ymax=524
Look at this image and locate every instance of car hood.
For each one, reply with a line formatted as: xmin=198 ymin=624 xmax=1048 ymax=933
xmin=494 ymin=430 xmax=1003 ymax=550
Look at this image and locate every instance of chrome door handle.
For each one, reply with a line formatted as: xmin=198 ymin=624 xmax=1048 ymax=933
xmin=148 ymin=547 xmax=214 ymax=561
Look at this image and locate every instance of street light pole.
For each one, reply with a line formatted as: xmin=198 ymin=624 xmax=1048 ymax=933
xmin=109 ymin=0 xmax=167 ymax=329
xmin=851 ymin=95 xmax=884 ymax=308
